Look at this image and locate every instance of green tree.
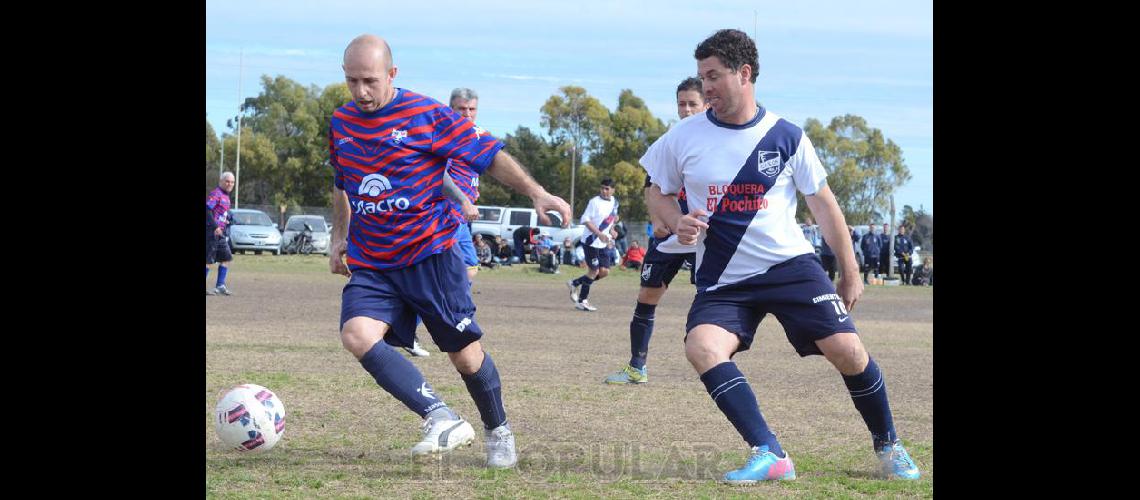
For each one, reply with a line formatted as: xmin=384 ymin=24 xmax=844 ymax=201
xmin=593 ymin=89 xmax=667 ymax=173
xmin=900 ymin=204 xmax=933 ymax=252
xmin=206 ymin=118 xmax=221 ymax=191
xmin=800 ymin=114 xmax=911 ymax=224
xmin=226 ymin=75 xmax=352 ymax=209
xmin=610 ymin=161 xmax=649 ymax=222
xmin=541 ymin=86 xmax=611 ymax=213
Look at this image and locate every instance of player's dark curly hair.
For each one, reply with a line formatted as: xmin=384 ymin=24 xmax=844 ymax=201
xmin=694 ymin=29 xmax=759 ymax=83
xmin=676 ymin=76 xmax=703 ymax=97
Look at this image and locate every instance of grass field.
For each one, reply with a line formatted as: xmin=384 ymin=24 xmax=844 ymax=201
xmin=206 ymin=254 xmax=933 ymax=498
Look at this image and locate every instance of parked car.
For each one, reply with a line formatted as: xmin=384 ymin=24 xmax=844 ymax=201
xmin=281 ymin=215 xmax=331 ymax=255
xmin=228 ymin=208 xmax=282 ymax=255
xmin=471 ymin=205 xmax=586 ymax=252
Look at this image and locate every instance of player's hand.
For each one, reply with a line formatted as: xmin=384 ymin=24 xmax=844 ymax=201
xmin=675 ymin=208 xmax=710 ymax=245
xmin=461 ymin=201 xmax=479 ymax=222
xmin=836 ymin=274 xmax=863 ymax=312
xmin=598 ymin=232 xmax=611 ymax=244
xmin=531 ymin=190 xmax=572 ymax=227
xmin=329 ymin=239 xmax=351 ymax=277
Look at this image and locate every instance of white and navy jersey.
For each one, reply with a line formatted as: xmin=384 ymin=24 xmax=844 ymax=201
xmin=579 ymin=195 xmax=619 ymax=249
xmin=640 ymin=106 xmax=824 ymax=292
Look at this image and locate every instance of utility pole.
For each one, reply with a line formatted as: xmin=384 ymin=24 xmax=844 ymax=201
xmin=235 ymin=48 xmax=243 ymax=208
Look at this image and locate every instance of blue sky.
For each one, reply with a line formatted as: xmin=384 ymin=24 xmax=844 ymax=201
xmin=206 ymin=0 xmax=932 ymax=216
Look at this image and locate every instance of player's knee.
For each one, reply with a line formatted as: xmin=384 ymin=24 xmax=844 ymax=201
xmin=340 ymin=318 xmax=384 ymax=359
xmin=683 ymin=336 xmax=719 ymax=370
xmin=819 ymin=334 xmax=869 ymax=375
xmin=638 ymin=285 xmax=665 ymax=304
xmin=448 ymin=342 xmax=483 ymax=375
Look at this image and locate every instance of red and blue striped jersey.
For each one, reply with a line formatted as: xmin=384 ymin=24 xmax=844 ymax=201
xmin=444 ymin=125 xmax=491 ymax=222
xmin=329 ymin=89 xmax=505 ymax=271
xmin=206 ymin=187 xmax=231 ymax=231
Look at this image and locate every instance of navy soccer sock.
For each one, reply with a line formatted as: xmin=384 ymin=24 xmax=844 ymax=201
xmin=842 ymin=357 xmax=898 ymax=449
xmin=460 ymin=351 xmax=507 ymax=430
xmin=359 ymin=341 xmax=447 ymax=417
xmin=205 ymin=267 xmax=210 ymax=279
xmin=576 ymin=276 xmax=595 ymax=301
xmin=216 ymin=265 xmax=229 ymax=287
xmin=700 ymin=361 xmax=783 ymax=456
xmin=628 ymin=302 xmax=657 ymax=369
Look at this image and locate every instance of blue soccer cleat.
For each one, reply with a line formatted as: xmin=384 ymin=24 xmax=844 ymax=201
xmin=876 ymin=441 xmax=920 ymax=480
xmin=604 ymin=365 xmax=647 ymax=384
xmin=723 ymin=446 xmax=796 ymax=484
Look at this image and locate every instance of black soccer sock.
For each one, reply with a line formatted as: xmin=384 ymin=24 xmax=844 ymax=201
xmin=842 ymin=357 xmax=898 ymax=449
xmin=628 ymin=302 xmax=657 ymax=369
xmin=700 ymin=361 xmax=783 ymax=456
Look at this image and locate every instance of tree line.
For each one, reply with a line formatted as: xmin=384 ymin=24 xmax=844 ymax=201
xmin=206 ymin=75 xmax=929 ymax=249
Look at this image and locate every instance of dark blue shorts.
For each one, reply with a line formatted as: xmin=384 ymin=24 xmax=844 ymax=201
xmin=340 ymin=245 xmax=482 ymax=353
xmin=685 ymin=254 xmax=857 ymax=357
xmin=640 ymin=241 xmax=695 ymax=288
xmin=583 ymin=245 xmax=614 ymax=270
xmin=207 ymin=235 xmax=232 ymax=264
xmin=454 ymin=223 xmax=479 ymax=268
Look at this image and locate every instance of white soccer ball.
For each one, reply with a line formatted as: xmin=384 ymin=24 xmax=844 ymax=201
xmin=214 ymin=384 xmax=286 ymax=453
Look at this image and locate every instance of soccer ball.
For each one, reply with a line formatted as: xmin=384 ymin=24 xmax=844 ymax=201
xmin=214 ymin=384 xmax=286 ymax=453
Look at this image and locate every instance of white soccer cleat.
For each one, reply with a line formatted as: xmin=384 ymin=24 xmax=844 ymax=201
xmin=566 ymin=280 xmax=580 ymax=303
xmin=403 ymin=340 xmax=431 ymax=357
xmin=575 ymin=300 xmax=598 ymax=312
xmin=484 ymin=424 xmax=518 ymax=468
xmin=411 ymin=413 xmax=475 ymax=456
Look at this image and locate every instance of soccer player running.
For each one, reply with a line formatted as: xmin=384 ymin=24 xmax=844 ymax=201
xmin=328 ymin=34 xmax=571 ymax=468
xmin=603 ymin=77 xmax=707 ymax=385
xmin=641 ymin=29 xmax=920 ymax=483
xmin=566 ymin=178 xmax=619 ymax=312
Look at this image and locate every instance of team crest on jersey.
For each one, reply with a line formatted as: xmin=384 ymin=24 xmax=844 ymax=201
xmin=391 ymin=129 xmax=408 ymax=143
xmin=474 ymin=126 xmax=485 ymax=138
xmin=757 ymin=150 xmax=782 ymax=177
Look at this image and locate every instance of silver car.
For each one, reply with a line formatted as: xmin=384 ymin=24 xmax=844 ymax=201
xmin=281 ymin=215 xmax=330 ymax=255
xmin=227 ymin=209 xmax=283 ymax=255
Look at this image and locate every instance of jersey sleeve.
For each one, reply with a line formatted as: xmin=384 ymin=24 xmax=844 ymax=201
xmin=430 ymin=107 xmax=505 ymax=175
xmin=329 ymin=125 xmax=346 ymax=191
xmin=790 ymin=131 xmax=828 ymax=196
xmin=580 ymin=198 xmax=599 ymax=225
xmin=640 ymin=133 xmax=682 ymax=195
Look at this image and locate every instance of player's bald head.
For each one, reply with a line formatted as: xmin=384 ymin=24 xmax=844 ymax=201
xmin=344 ymin=34 xmax=393 ymax=70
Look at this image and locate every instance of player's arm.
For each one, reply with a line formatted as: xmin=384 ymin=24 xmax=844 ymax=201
xmin=585 ymin=221 xmax=610 ymax=244
xmin=485 ymin=150 xmax=571 ymax=227
xmin=805 ymin=184 xmax=862 ymax=310
xmin=642 ymin=175 xmax=672 ymax=239
xmin=645 ymin=188 xmax=673 ymax=239
xmin=329 ymin=186 xmax=351 ymax=277
xmin=442 ymin=171 xmax=478 ymax=222
xmin=647 ymin=183 xmax=707 ymax=245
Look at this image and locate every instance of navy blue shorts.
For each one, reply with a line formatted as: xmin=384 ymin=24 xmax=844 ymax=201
xmin=685 ymin=254 xmax=857 ymax=357
xmin=206 ymin=235 xmax=232 ymax=264
xmin=640 ymin=241 xmax=695 ymax=288
xmin=454 ymin=223 xmax=479 ymax=269
xmin=583 ymin=245 xmax=614 ymax=270
xmin=340 ymin=245 xmax=482 ymax=353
